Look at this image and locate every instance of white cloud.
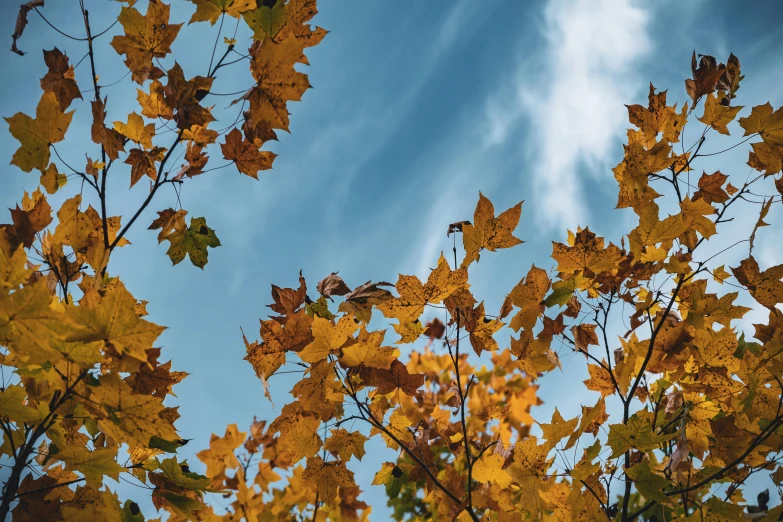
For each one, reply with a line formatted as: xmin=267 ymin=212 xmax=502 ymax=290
xmin=489 ymin=0 xmax=652 ymax=231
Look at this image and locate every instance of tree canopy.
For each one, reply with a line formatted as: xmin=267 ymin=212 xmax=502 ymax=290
xmin=2 ymin=2 xmax=783 ymax=521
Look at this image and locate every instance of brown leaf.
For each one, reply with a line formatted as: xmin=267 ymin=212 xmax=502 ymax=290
xmin=269 ymin=271 xmax=307 ymax=318
xmin=40 ymin=48 xmax=82 ymax=111
xmin=148 ymin=208 xmax=187 ymax=243
xmin=571 ymin=323 xmax=599 ymax=353
xmin=359 ymin=360 xmax=424 ymax=395
xmin=447 ymin=220 xmax=470 ymax=236
xmin=423 ymin=318 xmax=445 ymax=340
xmin=685 ymin=52 xmax=725 ymax=102
xmin=338 ymin=280 xmax=394 ymax=323
xmin=11 ymin=0 xmax=44 ymax=56
xmin=91 ymin=98 xmax=126 ymax=161
xmin=316 ymin=272 xmax=351 ymax=300
xmin=693 ymin=171 xmax=729 ymax=204
xmin=110 ymin=0 xmax=182 ymax=83
xmin=124 ymin=147 xmax=166 ymax=187
xmin=221 ymin=128 xmax=276 ymax=179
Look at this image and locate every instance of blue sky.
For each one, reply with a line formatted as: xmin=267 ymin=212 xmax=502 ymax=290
xmin=2 ymin=0 xmax=783 ymax=518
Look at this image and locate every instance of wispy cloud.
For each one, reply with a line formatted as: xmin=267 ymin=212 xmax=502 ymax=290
xmin=488 ymin=0 xmax=652 ymax=231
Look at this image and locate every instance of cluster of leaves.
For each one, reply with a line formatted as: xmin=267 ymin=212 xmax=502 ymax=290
xmin=4 ymin=1 xmax=783 ymax=520
xmin=197 ymin=53 xmax=783 ymax=521
xmin=1 ymin=0 xmax=324 ymax=520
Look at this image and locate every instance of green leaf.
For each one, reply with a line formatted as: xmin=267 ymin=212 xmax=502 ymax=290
xmin=159 ymin=457 xmax=210 ymax=490
xmin=626 ymin=460 xmax=672 ymax=504
xmin=149 ymin=436 xmax=190 ymax=453
xmin=0 ymin=386 xmax=44 ymax=424
xmin=545 ymin=273 xmax=583 ymax=308
xmin=607 ymin=414 xmax=677 ymax=458
xmin=164 ymin=216 xmax=221 ymax=269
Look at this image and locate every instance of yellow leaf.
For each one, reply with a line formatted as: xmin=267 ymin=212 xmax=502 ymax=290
xmin=324 ymin=429 xmax=368 ymax=462
xmin=340 ymin=328 xmax=399 ymax=369
xmin=461 ymin=192 xmax=523 ymax=267
xmin=113 ymin=112 xmax=155 ymax=149
xmin=57 ymin=445 xmax=125 ymax=487
xmin=473 ymin=453 xmax=512 ymax=488
xmin=697 ymin=92 xmax=742 ymax=135
xmin=0 ymin=385 xmax=44 ymax=424
xmin=300 ymin=314 xmax=358 ymax=363
xmin=5 ymin=92 xmax=73 ymax=172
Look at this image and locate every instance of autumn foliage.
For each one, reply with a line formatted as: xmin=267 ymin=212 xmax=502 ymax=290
xmin=2 ymin=2 xmax=783 ymax=521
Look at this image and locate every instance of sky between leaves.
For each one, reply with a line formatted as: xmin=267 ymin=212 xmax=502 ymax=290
xmin=1 ymin=0 xmax=783 ymax=517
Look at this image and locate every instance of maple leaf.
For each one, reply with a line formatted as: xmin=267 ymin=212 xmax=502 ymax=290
xmin=510 ymin=330 xmax=557 ymax=376
xmin=466 ymin=303 xmax=504 ymax=355
xmin=571 ymin=323 xmax=599 ymax=353
xmin=338 ymin=280 xmax=393 ymax=323
xmin=626 ymin=84 xmax=687 ymax=146
xmin=340 ymin=327 xmax=399 ymax=369
xmin=710 ymin=265 xmax=730 ymax=285
xmin=40 ymin=48 xmax=82 ymax=111
xmin=176 ymin=142 xmax=209 ymax=178
xmin=748 ymin=141 xmax=783 ymax=176
xmin=188 ymin=0 xmax=256 ymax=25
xmin=697 ymin=92 xmax=742 ymax=135
xmin=739 ymin=102 xmax=783 ymax=148
xmin=183 ymin=124 xmax=219 ymax=146
xmin=685 ymin=52 xmax=725 ymax=102
xmin=507 ymin=264 xmax=550 ymax=331
xmin=125 ymin=147 xmax=167 ymax=187
xmin=90 ymin=373 xmax=179 ymax=448
xmin=583 ymin=363 xmax=616 ymax=398
xmin=242 ymin=0 xmax=327 ymax=49
xmin=0 ymin=386 xmax=44 ymax=425
xmin=127 ymin=348 xmax=187 ymax=397
xmin=317 ymin=272 xmax=351 ymax=300
xmin=378 ymin=255 xmax=466 ymax=324
xmin=626 ymin=460 xmax=672 ymax=505
xmin=679 ymin=196 xmax=716 ymax=241
xmin=628 ymin=203 xmax=687 ymax=260
xmin=359 ymin=359 xmax=424 ymax=395
xmin=221 ymin=128 xmax=276 ymax=178
xmin=565 ymin=397 xmax=608 ymax=449
xmin=239 ymin=35 xmax=310 ymax=139
xmin=731 ymin=257 xmax=783 ymax=309
xmin=613 ymin=140 xmax=674 ymax=211
xmin=608 ymin=414 xmax=676 ymax=458
xmin=473 ymin=453 xmax=512 ymax=488
xmin=91 ymin=98 xmax=126 ymax=161
xmin=66 ymin=281 xmax=165 ymax=364
xmin=196 ymin=424 xmax=245 ymax=481
xmin=292 ymin=359 xmax=344 ymax=419
xmin=324 ymin=429 xmax=368 ymax=462
xmin=552 ymin=228 xmax=623 ymax=276
xmin=114 ymin=112 xmax=155 ymax=149
xmin=269 ymin=401 xmax=321 ymax=461
xmin=243 ymin=330 xmax=285 ymax=382
xmin=540 ymin=408 xmax=578 ymax=451
xmin=57 ymin=446 xmax=125 ymax=488
xmin=164 ymin=62 xmax=215 ymax=130
xmin=52 ymin=195 xmax=129 ymax=269
xmin=137 ymin=79 xmax=173 ymax=120
xmin=39 ymin=162 xmax=67 ymax=194
xmin=461 ymin=193 xmax=523 ymax=267
xmin=163 ymin=216 xmax=221 ymax=268
xmin=300 ymin=314 xmax=358 ymax=363
xmin=5 ymin=92 xmax=73 ymax=172
xmin=2 ymin=188 xmax=53 ymax=249
xmin=693 ymin=171 xmax=729 ymax=204
xmin=302 ymin=457 xmax=355 ymax=501
xmin=111 ymin=0 xmax=183 ymax=83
